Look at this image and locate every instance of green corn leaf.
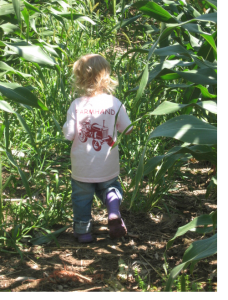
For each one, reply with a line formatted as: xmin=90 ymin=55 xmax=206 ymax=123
xmin=0 ymin=122 xmax=5 ymax=141
xmin=144 ymin=144 xmax=216 ymax=176
xmin=149 ymin=67 xmax=217 ymax=85
xmin=109 ymin=15 xmax=142 ymax=33
xmin=205 ymin=0 xmax=217 ymax=10
xmin=135 ymin=24 xmax=160 ymax=34
xmin=118 ymin=49 xmax=149 ymax=68
xmin=159 ymin=26 xmax=175 ymax=43
xmin=147 ymin=32 xmax=162 ymax=60
xmin=0 ymin=61 xmax=32 ymax=79
xmin=130 ymin=147 xmax=147 ymax=207
xmin=196 ymin=100 xmax=217 ymax=114
xmin=165 ymin=263 xmax=188 ymax=291
xmin=201 ymin=34 xmax=218 ymax=61
xmin=190 ymin=261 xmax=198 ymax=275
xmin=21 ymin=6 xmax=29 ymax=41
xmin=167 ymin=214 xmax=215 ymax=250
xmin=0 ymin=23 xmax=20 ymax=34
xmin=175 ymin=69 xmax=217 ymax=85
xmin=165 ymin=233 xmax=217 ymax=291
xmin=191 ymin=227 xmax=214 ymax=235
xmin=182 ymin=23 xmax=210 ymax=35
xmin=0 ymin=100 xmax=15 ymax=113
xmin=166 ymin=12 xmax=217 ymax=29
xmin=29 ymin=226 xmax=70 ymax=245
xmin=43 ymin=45 xmax=59 ymax=57
xmin=195 ymin=85 xmax=217 ymax=99
xmin=155 ymin=153 xmax=184 ymax=183
xmin=173 ymin=144 xmax=216 ymax=164
xmin=48 ymin=10 xmax=66 ymax=27
xmin=5 ymin=43 xmax=56 ymax=66
xmin=134 ymin=28 xmax=163 ymax=106
xmin=160 ymin=72 xmax=180 ymax=80
xmin=130 ymin=58 xmax=210 ymax=97
xmin=192 ymin=12 xmax=217 ymax=22
xmin=183 ymin=233 xmax=217 ymax=262
xmin=21 ymin=6 xmax=29 ymax=27
xmin=199 ymin=31 xmax=217 ymax=62
xmin=148 ymin=65 xmax=171 ymax=83
xmin=4 ymin=112 xmax=9 ymax=151
xmin=201 ymin=56 xmax=217 ymax=69
xmin=134 ymin=63 xmax=148 ymax=106
xmin=30 ymin=18 xmax=37 ymax=33
xmin=0 ymin=2 xmax=23 ymax=16
xmin=150 ymin=100 xmax=217 ymax=115
xmin=52 ymin=115 xmax=64 ymax=137
xmin=23 ymin=0 xmax=42 ymax=14
xmin=6 ymin=151 xmax=32 ymax=199
xmin=154 ymin=44 xmax=190 ymax=56
xmin=133 ymin=1 xmax=178 ymax=23
xmin=12 ymin=0 xmax=21 ymax=25
xmin=32 ymin=62 xmax=46 ymax=86
xmin=182 ymin=85 xmax=200 ymax=106
xmin=201 ymin=33 xmax=217 ymax=54
xmin=143 ymin=155 xmax=165 ymax=176
xmin=15 ymin=113 xmax=36 ymax=147
xmin=165 ymin=83 xmax=194 ymax=89
xmin=3 ymin=228 xmax=23 ymax=260
xmin=0 ymin=82 xmax=48 ymax=110
xmin=58 ymin=13 xmax=96 ymax=25
xmin=0 ymin=2 xmax=15 ymax=16
xmin=57 ymin=0 xmax=71 ymax=9
xmin=148 ymin=115 xmax=217 ymax=145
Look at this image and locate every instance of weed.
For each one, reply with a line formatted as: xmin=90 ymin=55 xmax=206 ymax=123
xmin=134 ymin=268 xmax=150 ymax=292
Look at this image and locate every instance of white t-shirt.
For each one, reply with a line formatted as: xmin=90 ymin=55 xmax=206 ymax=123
xmin=63 ymin=93 xmax=132 ymax=183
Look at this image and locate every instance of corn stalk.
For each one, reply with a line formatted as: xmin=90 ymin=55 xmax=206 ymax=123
xmin=112 ymin=0 xmax=116 ymax=16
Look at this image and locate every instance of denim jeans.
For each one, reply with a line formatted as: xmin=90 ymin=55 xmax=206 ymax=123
xmin=71 ymin=176 xmax=123 ymax=234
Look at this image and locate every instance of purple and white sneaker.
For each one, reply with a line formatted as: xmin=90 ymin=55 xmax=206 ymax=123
xmin=73 ymin=232 xmax=94 ymax=243
xmin=106 ymin=189 xmax=127 ymax=239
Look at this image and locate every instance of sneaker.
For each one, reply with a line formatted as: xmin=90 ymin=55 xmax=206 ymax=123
xmin=108 ymin=218 xmax=127 ymax=239
xmin=106 ymin=189 xmax=127 ymax=238
xmin=73 ymin=232 xmax=94 ymax=243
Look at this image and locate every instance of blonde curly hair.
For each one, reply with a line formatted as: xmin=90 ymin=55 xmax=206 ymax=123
xmin=73 ymin=54 xmax=118 ymax=97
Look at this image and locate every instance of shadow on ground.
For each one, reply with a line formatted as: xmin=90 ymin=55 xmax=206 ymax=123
xmin=0 ymin=162 xmax=217 ymax=292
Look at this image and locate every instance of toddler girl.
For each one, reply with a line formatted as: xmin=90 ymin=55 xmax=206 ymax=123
xmin=63 ymin=54 xmax=132 ymax=243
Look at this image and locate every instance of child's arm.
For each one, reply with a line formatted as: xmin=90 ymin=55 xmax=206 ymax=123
xmin=63 ymin=104 xmax=76 ymax=141
xmin=116 ymin=103 xmax=133 ymax=135
xmin=125 ymin=126 xmax=133 ymax=135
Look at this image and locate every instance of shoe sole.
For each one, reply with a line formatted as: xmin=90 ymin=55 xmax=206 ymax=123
xmin=108 ymin=218 xmax=127 ymax=239
xmin=73 ymin=232 xmax=95 ymax=243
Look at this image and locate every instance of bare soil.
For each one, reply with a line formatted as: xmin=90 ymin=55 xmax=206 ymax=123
xmin=0 ymin=162 xmax=217 ymax=292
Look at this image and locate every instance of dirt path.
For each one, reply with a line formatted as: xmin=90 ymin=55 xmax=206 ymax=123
xmin=0 ymin=211 xmax=217 ymax=291
xmin=0 ymin=163 xmax=217 ymax=292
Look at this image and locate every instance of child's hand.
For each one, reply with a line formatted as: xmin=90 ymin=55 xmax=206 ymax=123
xmin=125 ymin=127 xmax=133 ymax=135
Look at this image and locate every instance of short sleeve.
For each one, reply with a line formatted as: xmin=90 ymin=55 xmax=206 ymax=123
xmin=116 ymin=103 xmax=132 ymax=133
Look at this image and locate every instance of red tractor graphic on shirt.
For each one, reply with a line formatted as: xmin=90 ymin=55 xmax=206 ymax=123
xmin=79 ymin=120 xmax=114 ymax=151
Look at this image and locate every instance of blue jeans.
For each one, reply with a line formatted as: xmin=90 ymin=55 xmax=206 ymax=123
xmin=71 ymin=176 xmax=123 ymax=234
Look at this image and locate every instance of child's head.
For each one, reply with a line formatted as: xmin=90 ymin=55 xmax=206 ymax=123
xmin=73 ymin=54 xmax=117 ymax=97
